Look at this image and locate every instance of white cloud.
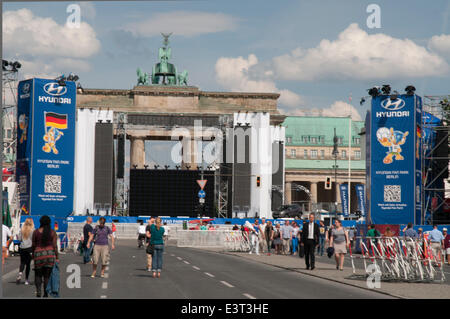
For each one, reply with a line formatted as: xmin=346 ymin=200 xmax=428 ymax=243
xmin=285 ymin=101 xmax=362 ymax=121
xmin=215 ymin=54 xmax=303 ymax=108
xmin=124 ymin=11 xmax=238 ymax=37
xmin=428 ymin=34 xmax=450 ymax=55
xmin=3 ymin=8 xmax=100 ymax=59
xmin=271 ymin=23 xmax=449 ymax=81
xmin=3 ymin=9 xmax=100 ymax=79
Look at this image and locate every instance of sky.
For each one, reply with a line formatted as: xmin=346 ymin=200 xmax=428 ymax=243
xmin=3 ymin=0 xmax=450 ymax=167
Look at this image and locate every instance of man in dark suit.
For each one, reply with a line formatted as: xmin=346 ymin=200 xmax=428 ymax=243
xmin=301 ymin=213 xmax=320 ymax=270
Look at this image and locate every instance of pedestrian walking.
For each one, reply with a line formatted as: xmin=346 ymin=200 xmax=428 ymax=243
xmin=264 ymin=221 xmax=274 ymax=255
xmin=145 ymin=218 xmax=155 ymax=271
xmin=301 ymin=213 xmax=320 ymax=270
xmin=249 ymin=219 xmax=260 ymax=255
xmin=281 ymin=220 xmax=293 ymax=255
xmin=318 ymin=220 xmax=327 ymax=256
xmin=82 ymin=217 xmax=94 ymax=264
xmin=273 ymin=223 xmax=282 ymax=255
xmin=291 ymin=222 xmax=299 ymax=255
xmin=329 ymin=219 xmax=349 ymax=271
xmin=429 ymin=225 xmax=444 ymax=264
xmin=16 ymin=218 xmax=34 ymax=285
xmin=137 ymin=220 xmax=146 ymax=248
xmin=32 ymin=215 xmax=59 ymax=297
xmin=150 ymin=217 xmax=166 ymax=278
xmin=111 ymin=222 xmax=117 ymax=239
xmin=348 ymin=227 xmax=356 ymax=251
xmin=87 ymin=217 xmax=115 ymax=278
xmin=404 ymin=223 xmax=418 ymax=257
xmin=2 ymin=223 xmax=12 ymax=266
xmin=443 ymin=228 xmax=450 ymax=264
xmin=383 ymin=227 xmax=394 ymax=237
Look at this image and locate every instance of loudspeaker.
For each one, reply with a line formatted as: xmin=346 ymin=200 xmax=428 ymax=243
xmin=117 ymin=134 xmax=124 ymax=178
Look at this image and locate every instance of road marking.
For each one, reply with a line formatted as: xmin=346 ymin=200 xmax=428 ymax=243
xmin=177 ymin=257 xmax=183 ymax=261
xmin=102 ymin=282 xmax=108 ymax=289
xmin=243 ymin=293 xmax=256 ymax=299
xmin=101 ymin=295 xmax=107 ymax=299
xmin=193 ymin=266 xmax=200 ymax=270
xmin=220 ymin=281 xmax=234 ymax=288
xmin=204 ymin=272 xmax=215 ymax=278
xmin=1 ymin=269 xmax=17 ymax=281
xmin=183 ymin=260 xmax=190 ymax=265
xmin=106 ymin=266 xmax=110 ymax=271
xmin=104 ymin=273 xmax=109 ymax=279
xmin=171 ymin=254 xmax=175 ymax=257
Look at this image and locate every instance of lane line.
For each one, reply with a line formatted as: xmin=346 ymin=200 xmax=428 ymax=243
xmin=104 ymin=273 xmax=109 ymax=279
xmin=243 ymin=293 xmax=256 ymax=299
xmin=183 ymin=261 xmax=190 ymax=265
xmin=192 ymin=266 xmax=200 ymax=270
xmin=100 ymin=295 xmax=107 ymax=299
xmin=170 ymin=254 xmax=175 ymax=257
xmin=204 ymin=272 xmax=215 ymax=278
xmin=177 ymin=257 xmax=183 ymax=261
xmin=102 ymin=282 xmax=108 ymax=289
xmin=220 ymin=280 xmax=234 ymax=288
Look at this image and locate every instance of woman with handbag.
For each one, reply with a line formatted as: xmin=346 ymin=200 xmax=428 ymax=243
xmin=150 ymin=217 xmax=165 ymax=278
xmin=329 ymin=219 xmax=349 ymax=271
xmin=32 ymin=216 xmax=59 ymax=297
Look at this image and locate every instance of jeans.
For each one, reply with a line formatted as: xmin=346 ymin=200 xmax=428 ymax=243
xmin=250 ymin=234 xmax=259 ymax=254
xmin=291 ymin=237 xmax=298 ymax=254
xmin=318 ymin=236 xmax=325 ymax=256
xmin=151 ymin=245 xmax=164 ymax=272
xmin=19 ymin=247 xmax=33 ymax=279
xmin=83 ymin=243 xmax=93 ymax=264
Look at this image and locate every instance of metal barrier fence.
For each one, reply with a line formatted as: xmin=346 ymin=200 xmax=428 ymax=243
xmin=176 ymin=229 xmax=252 ymax=251
xmin=349 ymin=236 xmax=446 ymax=283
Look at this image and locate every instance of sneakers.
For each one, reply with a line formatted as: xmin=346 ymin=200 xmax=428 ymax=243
xmin=249 ymin=251 xmax=252 ymax=255
xmin=16 ymin=273 xmax=22 ymax=285
xmin=25 ymin=280 xmax=30 ymax=285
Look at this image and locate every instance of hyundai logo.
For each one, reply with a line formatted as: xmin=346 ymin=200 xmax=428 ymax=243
xmin=43 ymin=82 xmax=67 ymax=96
xmin=22 ymin=83 xmax=30 ymax=94
xmin=381 ymin=97 xmax=405 ymax=111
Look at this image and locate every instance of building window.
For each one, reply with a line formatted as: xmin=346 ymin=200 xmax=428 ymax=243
xmin=304 ymin=149 xmax=308 ymax=159
xmin=310 ymin=150 xmax=318 ymax=159
xmin=310 ymin=137 xmax=317 ymax=144
xmin=320 ymin=136 xmax=325 ymax=144
xmin=302 ymin=136 xmax=308 ymax=144
xmin=290 ymin=149 xmax=296 ymax=158
xmin=287 ymin=137 xmax=292 ymax=144
xmin=354 ymin=150 xmax=361 ymax=160
xmin=341 ymin=150 xmax=347 ymax=159
xmin=320 ymin=150 xmax=325 ymax=159
xmin=337 ymin=137 xmax=343 ymax=145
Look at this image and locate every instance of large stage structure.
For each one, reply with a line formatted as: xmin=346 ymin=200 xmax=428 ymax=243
xmin=75 ymin=35 xmax=286 ymax=218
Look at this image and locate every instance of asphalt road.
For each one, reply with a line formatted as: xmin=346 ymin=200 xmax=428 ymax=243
xmin=2 ymin=239 xmax=394 ymax=299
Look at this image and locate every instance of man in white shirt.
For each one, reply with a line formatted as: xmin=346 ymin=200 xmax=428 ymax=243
xmin=2 ymin=224 xmax=12 ymax=265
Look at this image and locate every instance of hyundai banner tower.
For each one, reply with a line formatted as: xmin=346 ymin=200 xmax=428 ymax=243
xmin=16 ymin=78 xmax=76 ymax=218
xmin=367 ymin=94 xmax=422 ymax=224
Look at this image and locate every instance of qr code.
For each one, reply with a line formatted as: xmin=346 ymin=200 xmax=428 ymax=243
xmin=45 ymin=175 xmax=61 ymax=193
xmin=384 ymin=185 xmax=401 ymax=202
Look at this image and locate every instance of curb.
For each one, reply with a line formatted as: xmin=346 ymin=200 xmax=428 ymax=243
xmin=202 ymin=248 xmax=406 ymax=299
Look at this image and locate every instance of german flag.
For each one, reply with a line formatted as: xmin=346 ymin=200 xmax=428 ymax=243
xmin=417 ymin=125 xmax=422 ymax=138
xmin=45 ymin=112 xmax=68 ymax=129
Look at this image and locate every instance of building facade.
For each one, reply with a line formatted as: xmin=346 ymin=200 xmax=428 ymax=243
xmin=283 ymin=116 xmax=365 ymax=215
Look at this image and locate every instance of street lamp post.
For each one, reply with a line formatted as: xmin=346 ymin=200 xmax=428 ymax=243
xmin=332 ymin=128 xmax=339 ymax=224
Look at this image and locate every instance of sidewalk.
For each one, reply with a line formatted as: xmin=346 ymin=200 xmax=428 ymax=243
xmin=201 ymin=248 xmax=450 ymax=299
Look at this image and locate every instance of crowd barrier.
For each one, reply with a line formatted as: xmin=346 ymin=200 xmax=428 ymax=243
xmin=349 ymin=236 xmax=446 ymax=283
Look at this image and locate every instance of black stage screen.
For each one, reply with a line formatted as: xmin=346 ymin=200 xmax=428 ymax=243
xmin=129 ymin=169 xmax=215 ymax=217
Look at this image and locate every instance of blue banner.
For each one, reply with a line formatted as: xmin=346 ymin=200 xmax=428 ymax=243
xmin=355 ymin=184 xmax=366 ymax=217
xmin=369 ymin=94 xmax=421 ymax=224
xmin=17 ymin=78 xmax=76 ymax=218
xmin=339 ymin=184 xmax=349 ymax=216
xmin=16 ymin=79 xmax=34 ymax=216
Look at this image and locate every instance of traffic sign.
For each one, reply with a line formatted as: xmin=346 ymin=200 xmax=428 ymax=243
xmin=197 ymin=180 xmax=207 ymax=190
xmin=199 ymin=198 xmax=205 ymax=204
xmin=198 ymin=190 xmax=206 ymax=199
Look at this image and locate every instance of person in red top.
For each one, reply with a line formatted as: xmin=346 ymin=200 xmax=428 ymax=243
xmin=443 ymin=228 xmax=450 ymax=264
xmin=111 ymin=223 xmax=117 ymax=239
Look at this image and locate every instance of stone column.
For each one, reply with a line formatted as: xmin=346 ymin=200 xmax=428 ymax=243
xmin=130 ymin=136 xmax=145 ymax=168
xmin=285 ymin=182 xmax=292 ymax=205
xmin=310 ymin=181 xmax=318 ymax=204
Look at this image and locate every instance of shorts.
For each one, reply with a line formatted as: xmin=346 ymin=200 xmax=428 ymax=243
xmin=446 ymin=248 xmax=450 ymax=255
xmin=93 ymin=245 xmax=110 ymax=265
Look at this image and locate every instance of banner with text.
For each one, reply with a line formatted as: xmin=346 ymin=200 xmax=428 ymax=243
xmin=355 ymin=184 xmax=366 ymax=217
xmin=339 ymin=184 xmax=349 ymax=217
xmin=369 ymin=94 xmax=421 ymax=224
